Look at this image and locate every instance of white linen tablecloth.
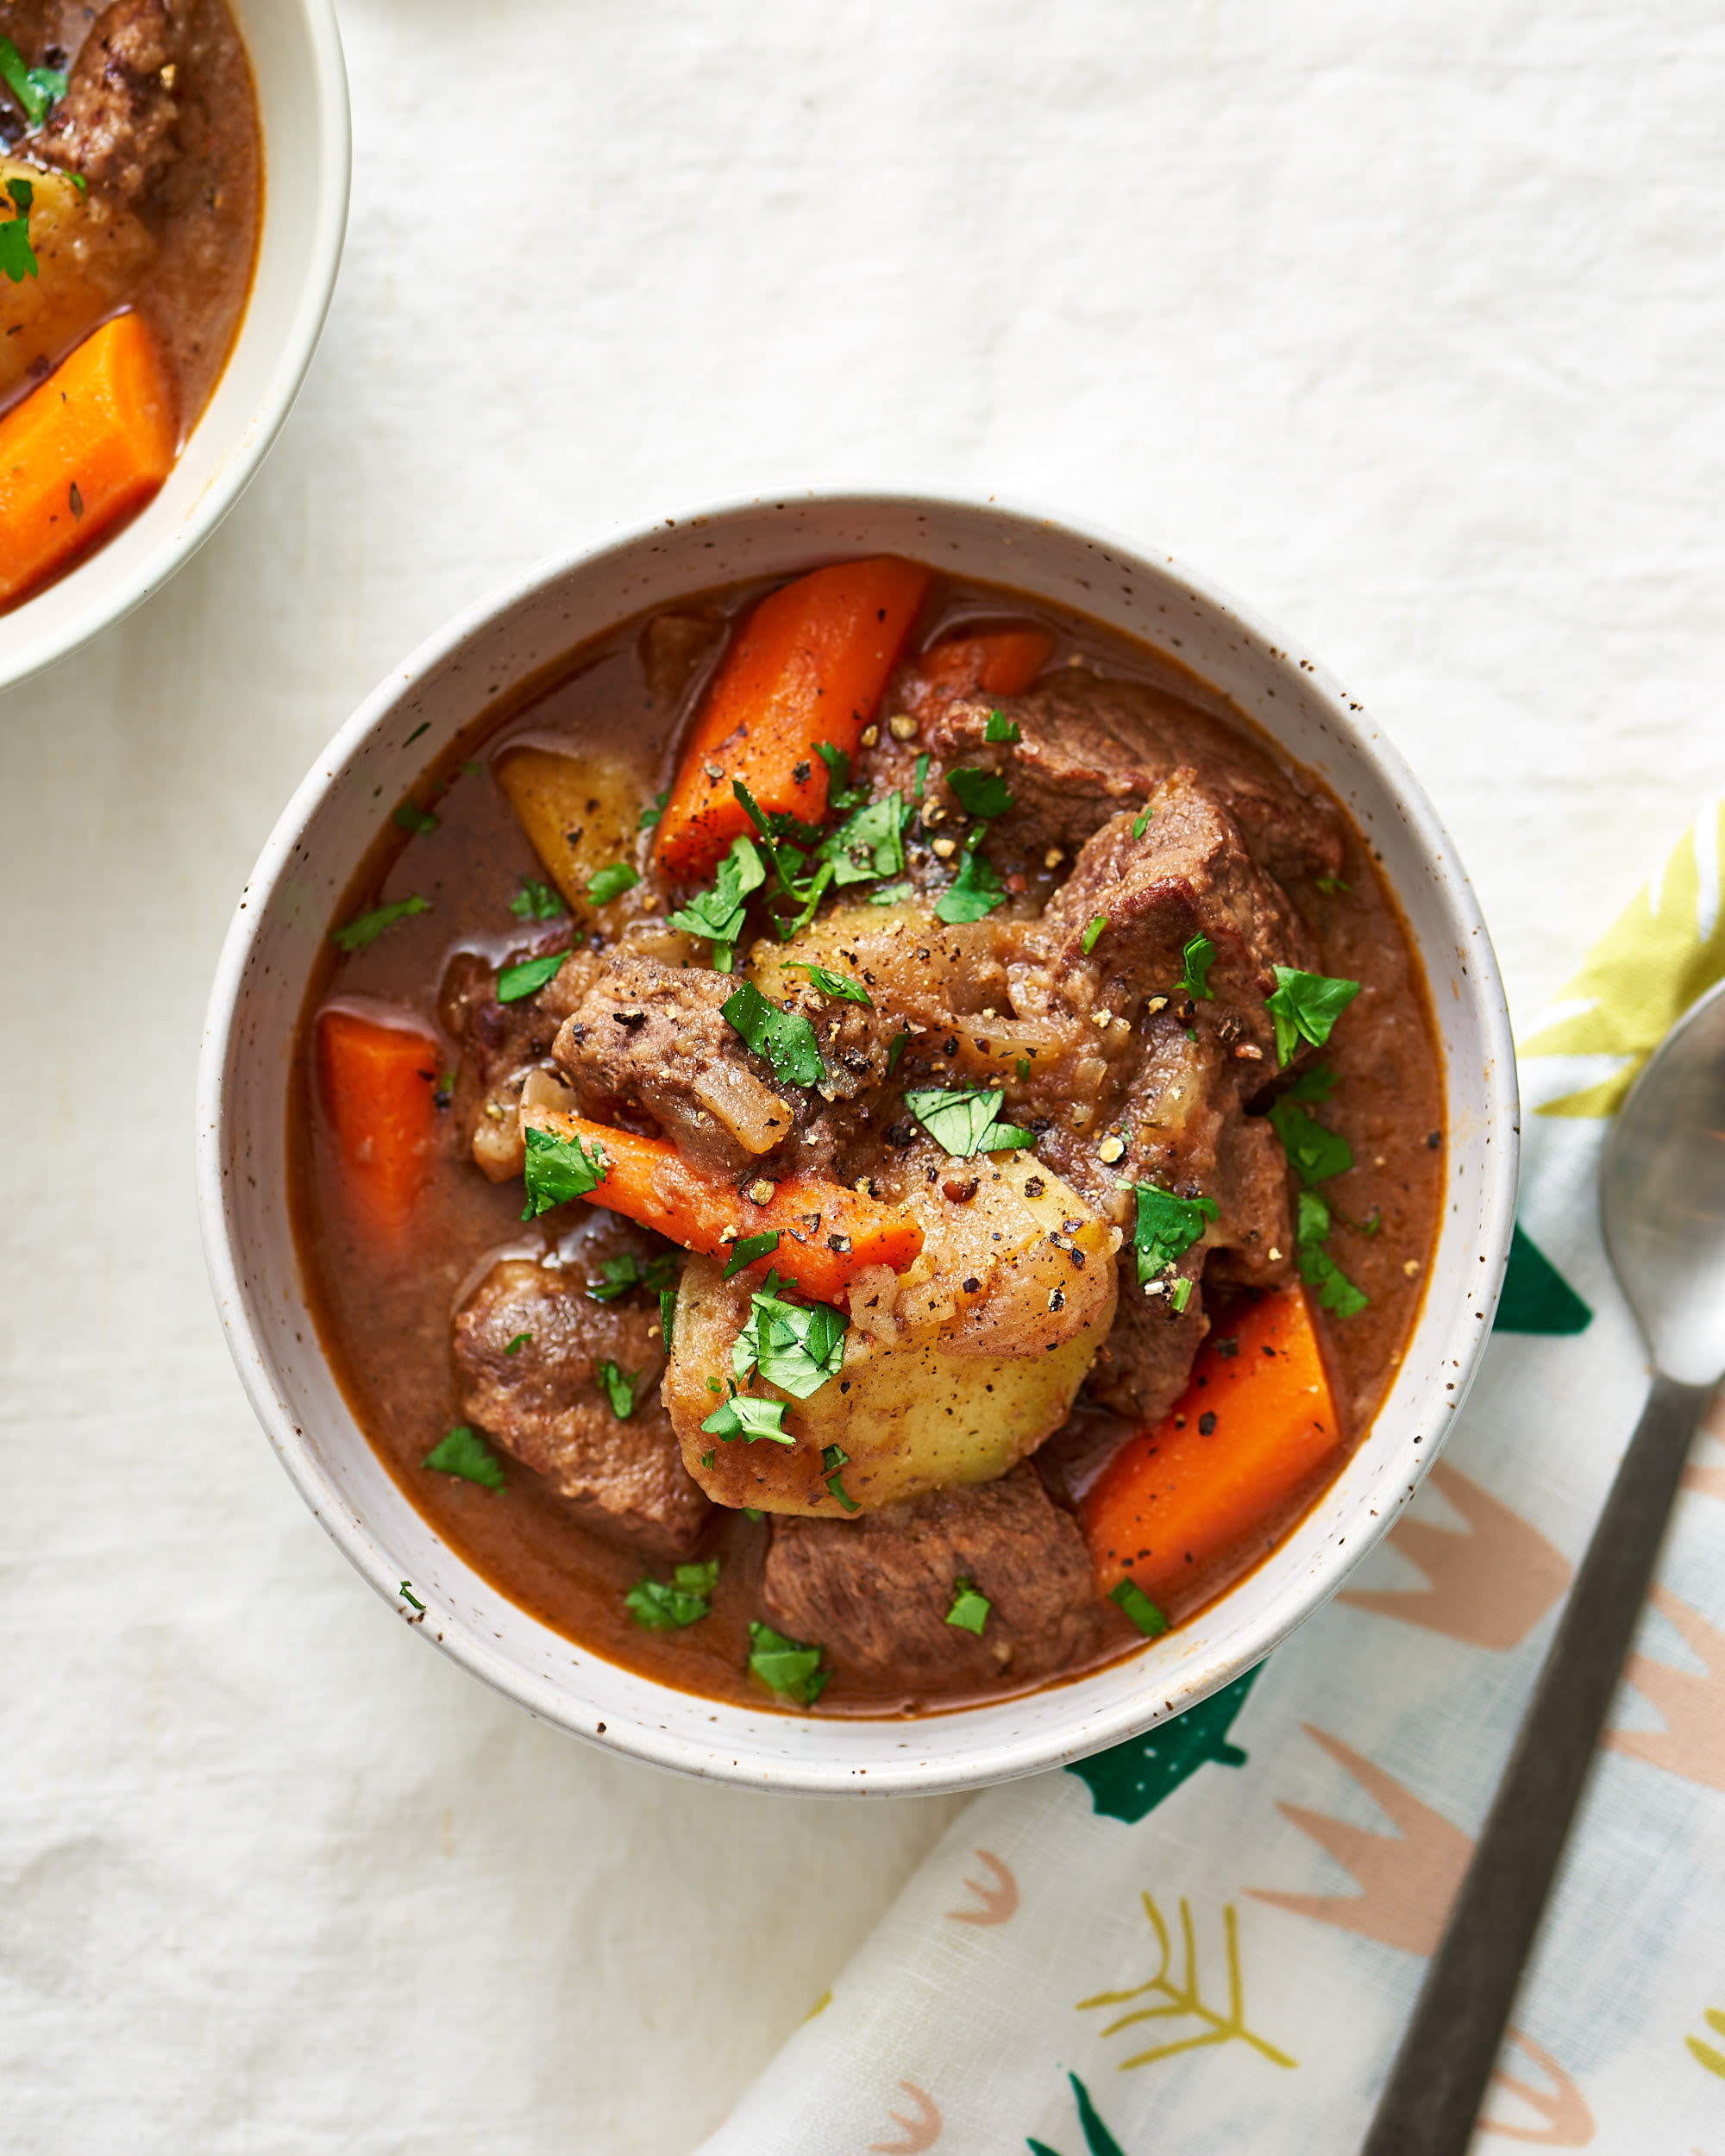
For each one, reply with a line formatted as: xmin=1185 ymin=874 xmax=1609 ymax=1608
xmin=3 ymin=3 xmax=1722 ymax=2147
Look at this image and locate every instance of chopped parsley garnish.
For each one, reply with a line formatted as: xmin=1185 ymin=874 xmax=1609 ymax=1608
xmin=703 ymin=1391 xmax=794 ymax=1444
xmin=392 ymin=799 xmax=439 ymax=835
xmin=1265 ymin=966 xmax=1362 ymax=1067
xmin=788 ymin=962 xmax=872 ymax=1007
xmin=398 ymin=1582 xmax=426 ymax=1611
xmin=905 ymin=1084 xmax=1035 ymax=1158
xmin=1110 ymin=1577 xmax=1169 ymax=1636
xmin=869 ymin=881 xmax=916 ymax=906
xmin=1267 ymin=1097 xmax=1355 ymax=1187
xmin=822 ymin=1444 xmax=861 ymax=1513
xmin=814 ymin=742 xmax=867 ymax=814
xmin=596 ymin=1359 xmax=640 ymax=1419
xmin=1082 ymin=915 xmax=1108 ymax=956
xmin=520 ymin=1124 xmax=608 ymax=1217
xmin=913 ymin=751 xmax=931 ymax=801
xmin=586 ymin=861 xmax=639 ymax=906
xmin=497 ymin=949 xmax=569 ymax=1003
xmin=0 ymin=41 xmax=65 ymax=127
xmin=1295 ymin=1188 xmax=1369 ymax=1317
xmin=510 ymin=879 xmax=566 ymax=920
xmin=747 ymin=1620 xmax=828 ymax=1703
xmin=734 ymin=1288 xmax=850 ymax=1397
xmin=1132 ymin=806 xmax=1153 ymax=840
xmin=330 ymin=893 xmax=430 ymax=952
xmin=668 ymin=833 xmax=767 ymax=951
xmin=1180 ymin=933 xmax=1215 ymax=1002
xmin=423 ymin=1425 xmax=505 ymax=1492
xmin=944 ymin=1579 xmax=991 ymax=1634
xmin=504 ymin=1332 xmax=531 ymax=1356
xmin=1170 ymin=1276 xmax=1195 ymax=1313
xmin=731 ymin=779 xmax=837 ymax=931
xmin=934 ymin=839 xmax=1007 ymax=924
xmin=1314 ymin=875 xmax=1352 ymax=895
xmin=723 ymin=1229 xmax=781 ymax=1279
xmin=984 ymin=709 xmax=1021 ymax=743
xmin=588 ymin=1250 xmax=680 ymax=1302
xmin=947 ymin=766 xmax=1015 ymax=820
xmin=722 ymin=980 xmax=826 ymax=1087
xmin=637 ymin=789 xmax=669 ymax=830
xmin=818 ymin=791 xmax=906 ymax=887
xmin=0 ymin=174 xmax=34 ymax=284
xmin=886 ymin=1031 xmax=910 ymax=1076
xmin=659 ymin=1285 xmax=677 ymax=1351
xmin=1282 ymin=1062 xmax=1338 ymax=1103
xmin=1131 ymin=1183 xmax=1220 ymax=1288
xmin=625 ymin=1559 xmax=718 ymax=1631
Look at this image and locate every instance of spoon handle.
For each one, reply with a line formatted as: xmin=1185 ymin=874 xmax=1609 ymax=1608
xmin=1359 ymin=1370 xmax=1709 ymax=2156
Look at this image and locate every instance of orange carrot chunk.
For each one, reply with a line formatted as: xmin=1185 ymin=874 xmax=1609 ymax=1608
xmin=521 ymin=1103 xmax=923 ymax=1300
xmin=317 ymin=1007 xmax=442 ymax=1239
xmin=1082 ymin=1284 xmax=1343 ymax=1605
xmin=656 ymin=555 xmax=932 ymax=881
xmin=0 ymin=311 xmax=177 ymax=606
xmin=905 ymin=624 xmax=1054 ymax=715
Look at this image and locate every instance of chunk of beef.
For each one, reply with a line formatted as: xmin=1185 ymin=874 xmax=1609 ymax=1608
xmin=440 ymin=943 xmax=598 ymax=1181
xmin=1037 ymin=773 xmax=1316 ymax=1063
xmin=40 ymin=0 xmax=185 ymax=199
xmin=1087 ymin=1278 xmax=1209 ymax=1422
xmin=453 ymin=1249 xmax=709 ymax=1557
xmin=922 ymin=677 xmax=1344 ymax=882
xmin=761 ymin=1463 xmax=1104 ymax=1686
xmin=551 ymin=952 xmax=802 ymax=1175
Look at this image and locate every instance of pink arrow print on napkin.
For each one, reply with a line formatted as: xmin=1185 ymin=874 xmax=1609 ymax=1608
xmin=868 ymin=2082 xmax=942 ymax=2153
xmin=1245 ymin=1724 xmax=1472 ymax=1955
xmin=1604 ymin=1586 xmax=1725 ymax=1790
xmin=1249 ymin=1729 xmax=1594 ymax=2142
xmin=1337 ymin=1463 xmax=1571 ymax=1650
xmin=1679 ymin=1393 xmax=1725 ymax=1500
xmin=1480 ymin=2027 xmax=1596 ymax=2146
xmin=945 ymin=1849 xmax=1019 ymax=1926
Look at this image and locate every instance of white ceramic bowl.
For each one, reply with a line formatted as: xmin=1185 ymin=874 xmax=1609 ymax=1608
xmin=197 ymin=491 xmax=1519 ymax=1796
xmin=0 ymin=0 xmax=349 ymax=691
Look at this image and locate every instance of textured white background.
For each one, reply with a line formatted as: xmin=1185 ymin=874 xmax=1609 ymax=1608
xmin=3 ymin=2 xmax=1722 ymax=2148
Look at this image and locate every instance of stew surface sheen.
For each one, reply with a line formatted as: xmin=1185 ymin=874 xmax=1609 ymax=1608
xmin=290 ymin=564 xmax=1443 ymax=1719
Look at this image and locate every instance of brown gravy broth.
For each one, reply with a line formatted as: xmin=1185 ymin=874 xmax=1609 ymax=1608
xmin=288 ymin=569 xmax=1445 ymax=1716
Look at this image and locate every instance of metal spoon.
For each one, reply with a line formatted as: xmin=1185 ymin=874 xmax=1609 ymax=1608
xmin=1360 ymin=976 xmax=1725 ymax=2156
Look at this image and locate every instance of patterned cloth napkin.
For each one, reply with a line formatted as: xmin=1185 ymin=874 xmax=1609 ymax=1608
xmin=697 ymin=799 xmax=1725 ymax=2156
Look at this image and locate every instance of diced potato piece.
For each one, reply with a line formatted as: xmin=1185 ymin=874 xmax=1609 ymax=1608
xmin=662 ymin=1150 xmax=1119 ymax=1514
xmin=494 ymin=745 xmax=646 ymax=919
xmin=0 ymin=159 xmax=154 ymax=404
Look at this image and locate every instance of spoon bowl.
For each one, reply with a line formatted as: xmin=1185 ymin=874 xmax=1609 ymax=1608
xmin=1602 ymin=977 xmax=1725 ymax=1385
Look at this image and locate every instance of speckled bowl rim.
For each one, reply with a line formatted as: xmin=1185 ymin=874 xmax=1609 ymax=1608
xmin=195 ymin=488 xmax=1519 ymax=1797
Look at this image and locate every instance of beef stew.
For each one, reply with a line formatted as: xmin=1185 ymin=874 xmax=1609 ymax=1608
xmin=290 ymin=558 xmax=1444 ymax=1717
xmin=0 ymin=0 xmax=260 ymax=607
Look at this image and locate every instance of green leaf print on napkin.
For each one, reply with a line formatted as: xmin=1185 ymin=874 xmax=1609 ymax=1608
xmin=1026 ymin=2071 xmax=1129 ymax=2156
xmin=1493 ymin=1223 xmax=1592 ymax=1335
xmin=1066 ymin=1665 xmax=1261 ymax=1823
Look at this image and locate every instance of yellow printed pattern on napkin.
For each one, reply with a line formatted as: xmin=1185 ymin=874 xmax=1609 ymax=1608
xmin=1522 ymin=799 xmax=1725 ymax=1117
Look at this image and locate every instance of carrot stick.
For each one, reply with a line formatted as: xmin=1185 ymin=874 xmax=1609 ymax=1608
xmin=906 ymin=625 xmax=1054 ymax=714
xmin=0 ymin=312 xmax=177 ymax=605
xmin=317 ymin=1007 xmax=442 ymax=1238
xmin=656 ymin=555 xmax=931 ymax=881
xmin=1082 ymin=1284 xmax=1343 ymax=1604
xmin=521 ymin=1102 xmax=924 ymax=1300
